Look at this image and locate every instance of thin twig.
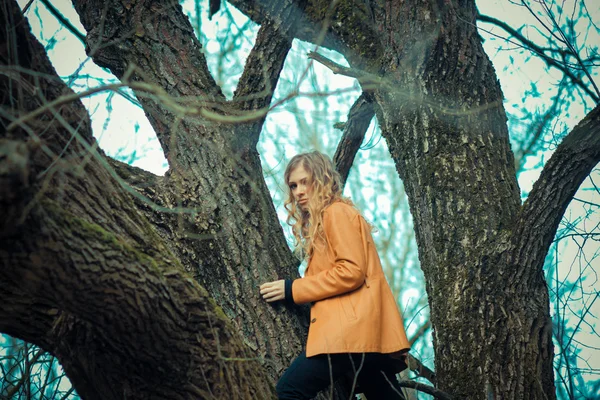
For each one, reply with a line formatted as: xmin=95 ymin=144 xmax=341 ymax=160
xmin=476 ymin=14 xmax=599 ymax=103
xmin=307 ymin=51 xmax=381 ymax=86
xmin=39 ymin=0 xmax=86 ymax=44
xmin=407 ymin=354 xmax=436 ymax=384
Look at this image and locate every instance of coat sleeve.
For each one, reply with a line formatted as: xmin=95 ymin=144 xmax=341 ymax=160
xmin=291 ymin=204 xmax=367 ymax=305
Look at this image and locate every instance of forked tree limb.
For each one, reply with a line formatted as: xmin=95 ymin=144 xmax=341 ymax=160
xmin=1 ymin=2 xmax=275 ymax=397
xmin=71 ymin=0 xmax=225 ymax=161
xmin=512 ymin=104 xmax=600 ymax=278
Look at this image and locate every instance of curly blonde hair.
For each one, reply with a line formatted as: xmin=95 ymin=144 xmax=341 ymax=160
xmin=284 ymin=151 xmax=353 ymax=259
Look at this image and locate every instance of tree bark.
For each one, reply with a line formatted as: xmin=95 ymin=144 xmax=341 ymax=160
xmin=70 ymin=0 xmax=316 ymax=383
xmin=333 ymin=93 xmax=375 ymax=187
xmin=3 ymin=0 xmax=600 ymax=399
xmin=0 ymin=0 xmax=294 ymax=398
xmin=226 ymin=0 xmax=600 ymax=398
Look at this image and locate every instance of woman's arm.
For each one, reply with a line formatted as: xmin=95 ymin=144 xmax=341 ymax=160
xmin=291 ymin=204 xmax=367 ymax=305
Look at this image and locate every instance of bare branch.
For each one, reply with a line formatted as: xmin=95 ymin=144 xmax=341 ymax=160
xmin=513 ymin=83 xmax=564 ymax=172
xmin=407 ymin=354 xmax=436 ymax=384
xmin=233 ymin=4 xmax=298 ymax=117
xmin=512 ymin=104 xmax=600 ymax=276
xmin=477 ymin=13 xmax=599 ymax=103
xmin=333 ymin=93 xmax=375 ymax=187
xmin=307 ymin=51 xmax=381 ymax=87
xmin=3 ymin=348 xmax=44 ymax=399
xmin=409 ymin=320 xmax=431 ymax=346
xmin=38 ymin=0 xmax=86 ymax=44
xmin=397 ymin=379 xmax=454 ymax=400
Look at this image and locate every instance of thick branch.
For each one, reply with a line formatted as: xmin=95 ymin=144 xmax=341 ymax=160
xmin=228 ymin=0 xmax=384 ymax=70
xmin=0 ymin=282 xmax=56 ymax=351
xmin=2 ymin=199 xmax=272 ymax=399
xmin=228 ymin=0 xmax=341 ymax=53
xmin=106 ymin=157 xmax=162 ymax=202
xmin=512 ymin=104 xmax=600 ymax=277
xmin=71 ymin=0 xmax=225 ymax=160
xmin=233 ymin=3 xmax=299 ymax=120
xmin=333 ymin=93 xmax=375 ymax=187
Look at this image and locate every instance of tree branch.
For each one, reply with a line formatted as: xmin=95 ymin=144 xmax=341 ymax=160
xmin=0 ymin=282 xmax=56 ymax=351
xmin=333 ymin=93 xmax=375 ymax=187
xmin=228 ymin=0 xmax=384 ymax=70
xmin=233 ymin=3 xmax=299 ymax=111
xmin=407 ymin=354 xmax=437 ymax=384
xmin=397 ymin=379 xmax=453 ymax=400
xmin=477 ymin=14 xmax=599 ymax=103
xmin=2 ymin=199 xmax=271 ymax=398
xmin=232 ymin=7 xmax=296 ymax=146
xmin=39 ymin=0 xmax=86 ymax=44
xmin=409 ymin=319 xmax=431 ymax=346
xmin=308 ymin=51 xmax=381 ymax=88
xmin=3 ymin=348 xmax=44 ymax=399
xmin=513 ymin=84 xmax=564 ymax=172
xmin=106 ymin=157 xmax=162 ymax=198
xmin=512 ymin=104 xmax=600 ymax=278
xmin=71 ymin=0 xmax=225 ymax=161
xmin=227 ymin=0 xmax=342 ymax=53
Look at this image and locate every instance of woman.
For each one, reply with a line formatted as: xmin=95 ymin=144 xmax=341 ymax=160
xmin=260 ymin=151 xmax=410 ymax=399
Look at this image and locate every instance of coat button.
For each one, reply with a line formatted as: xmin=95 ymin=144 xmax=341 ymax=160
xmin=311 ymin=318 xmax=317 ymax=323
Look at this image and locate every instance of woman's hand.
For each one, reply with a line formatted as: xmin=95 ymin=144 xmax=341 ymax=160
xmin=260 ymin=280 xmax=285 ymax=302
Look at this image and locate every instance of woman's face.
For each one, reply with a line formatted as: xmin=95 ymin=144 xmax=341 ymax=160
xmin=288 ymin=165 xmax=312 ymax=209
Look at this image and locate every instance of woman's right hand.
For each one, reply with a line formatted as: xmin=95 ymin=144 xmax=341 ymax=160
xmin=259 ymin=280 xmax=285 ymax=302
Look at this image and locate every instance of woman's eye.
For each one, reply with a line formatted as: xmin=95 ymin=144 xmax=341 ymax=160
xmin=290 ymin=184 xmax=297 ymax=190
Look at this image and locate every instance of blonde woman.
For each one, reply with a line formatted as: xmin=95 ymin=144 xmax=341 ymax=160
xmin=260 ymin=151 xmax=410 ymax=399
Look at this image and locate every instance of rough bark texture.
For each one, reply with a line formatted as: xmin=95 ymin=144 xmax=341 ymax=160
xmin=226 ymin=0 xmax=600 ymax=399
xmin=0 ymin=0 xmax=298 ymax=398
xmin=70 ymin=0 xmax=314 ymax=384
xmin=3 ymin=0 xmax=600 ymax=399
xmin=1 ymin=1 xmax=282 ymax=398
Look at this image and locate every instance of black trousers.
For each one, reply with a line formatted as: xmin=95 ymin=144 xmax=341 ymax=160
xmin=275 ymin=351 xmax=406 ymax=400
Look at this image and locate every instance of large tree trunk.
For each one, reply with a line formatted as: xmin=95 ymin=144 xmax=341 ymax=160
xmin=370 ymin=3 xmax=599 ymax=398
xmin=371 ymin=2 xmax=552 ymax=397
xmin=0 ymin=1 xmax=302 ymax=398
xmin=229 ymin=0 xmax=600 ymax=398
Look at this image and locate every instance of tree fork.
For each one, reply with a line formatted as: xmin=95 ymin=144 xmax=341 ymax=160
xmin=0 ymin=1 xmax=276 ymax=397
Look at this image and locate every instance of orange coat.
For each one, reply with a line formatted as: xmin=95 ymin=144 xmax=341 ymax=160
xmin=292 ymin=202 xmax=411 ymax=357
